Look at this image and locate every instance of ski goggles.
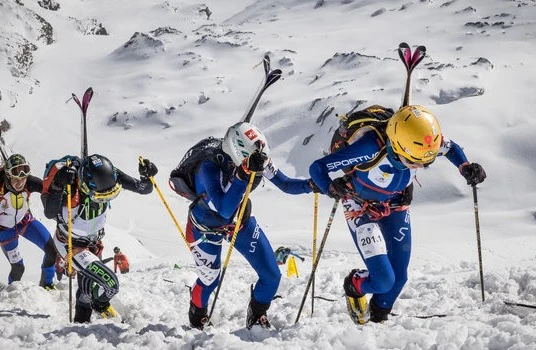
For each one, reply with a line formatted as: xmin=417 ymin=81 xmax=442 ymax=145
xmin=387 ymin=140 xmax=435 ymax=168
xmin=402 ymin=156 xmax=435 ymax=168
xmin=6 ymin=164 xmax=31 ymax=179
xmin=80 ymin=181 xmax=122 ymax=203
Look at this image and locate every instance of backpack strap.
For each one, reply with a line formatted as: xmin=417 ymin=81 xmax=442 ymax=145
xmin=351 ymin=146 xmax=388 ymax=172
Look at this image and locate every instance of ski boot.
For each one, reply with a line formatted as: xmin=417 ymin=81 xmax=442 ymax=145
xmin=246 ymin=297 xmax=271 ymax=330
xmin=42 ymin=283 xmax=58 ymax=291
xmin=369 ymin=299 xmax=391 ymax=323
xmin=99 ymin=304 xmax=118 ymax=319
xmin=188 ymin=301 xmax=208 ymax=330
xmin=343 ymin=269 xmax=370 ymax=325
xmin=74 ymin=302 xmax=93 ymax=323
xmin=91 ymin=298 xmax=118 ymax=319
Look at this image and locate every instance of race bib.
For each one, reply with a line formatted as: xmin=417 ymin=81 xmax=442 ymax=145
xmin=74 ymin=250 xmax=99 ymax=270
xmin=356 ymin=223 xmax=387 ymax=259
xmin=191 ymin=247 xmax=219 ymax=285
xmin=7 ymin=247 xmax=22 ymax=263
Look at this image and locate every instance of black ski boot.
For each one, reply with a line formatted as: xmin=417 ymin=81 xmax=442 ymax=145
xmin=246 ymin=297 xmax=271 ymax=330
xmin=74 ymin=288 xmax=93 ymax=323
xmin=188 ymin=301 xmax=208 ymax=330
xmin=74 ymin=302 xmax=92 ymax=323
xmin=369 ymin=299 xmax=391 ymax=323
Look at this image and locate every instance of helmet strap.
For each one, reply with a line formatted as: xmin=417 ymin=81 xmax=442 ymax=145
xmin=386 ymin=140 xmax=407 ymax=170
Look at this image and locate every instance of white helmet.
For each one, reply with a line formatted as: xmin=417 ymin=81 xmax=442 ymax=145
xmin=222 ymin=122 xmax=271 ymax=166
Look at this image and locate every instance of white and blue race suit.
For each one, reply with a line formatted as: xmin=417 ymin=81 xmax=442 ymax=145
xmin=309 ymin=130 xmax=470 ymax=311
xmin=186 ymin=154 xmax=311 ymax=309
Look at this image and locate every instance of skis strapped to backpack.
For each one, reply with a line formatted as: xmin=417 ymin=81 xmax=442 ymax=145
xmin=328 ymin=42 xmax=426 ymax=174
xmin=70 ymin=87 xmax=94 ymax=158
xmin=170 ymin=54 xmax=282 ymax=202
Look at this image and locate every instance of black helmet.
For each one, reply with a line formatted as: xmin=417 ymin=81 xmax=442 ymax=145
xmin=113 ymin=247 xmax=120 ymax=254
xmin=79 ymin=154 xmax=122 ymax=203
xmin=5 ymin=154 xmax=31 ymax=179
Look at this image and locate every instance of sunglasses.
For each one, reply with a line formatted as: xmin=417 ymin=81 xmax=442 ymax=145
xmin=80 ymin=181 xmax=122 ymax=203
xmin=402 ymin=156 xmax=435 ymax=168
xmin=7 ymin=164 xmax=31 ymax=179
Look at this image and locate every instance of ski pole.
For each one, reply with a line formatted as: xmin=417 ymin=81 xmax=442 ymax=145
xmin=472 ymin=185 xmax=485 ymax=302
xmin=311 ymin=193 xmax=318 ymax=316
xmin=504 ymin=301 xmax=536 ymax=309
xmin=66 ymin=161 xmax=73 ymax=322
xmin=295 ymin=199 xmax=339 ymax=324
xmin=207 ymin=171 xmax=256 ymax=324
xmin=139 ymin=156 xmax=190 ymax=250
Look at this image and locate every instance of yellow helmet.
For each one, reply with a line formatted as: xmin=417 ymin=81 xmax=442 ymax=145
xmin=386 ymin=105 xmax=442 ymax=164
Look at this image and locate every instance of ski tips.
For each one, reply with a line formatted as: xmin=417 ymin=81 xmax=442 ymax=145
xmin=397 ymin=42 xmax=427 ymax=72
xmin=263 ymin=54 xmax=271 ymax=75
xmin=398 ymin=42 xmax=427 ymax=108
xmin=241 ymin=55 xmax=283 ymax=123
xmin=69 ymin=87 xmax=94 ymax=112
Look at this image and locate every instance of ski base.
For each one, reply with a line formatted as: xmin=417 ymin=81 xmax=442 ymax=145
xmin=346 ymin=295 xmax=369 ymax=325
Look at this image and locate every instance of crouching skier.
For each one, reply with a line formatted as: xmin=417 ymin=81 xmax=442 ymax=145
xmin=41 ymin=154 xmax=157 ymax=323
xmin=170 ymin=122 xmax=320 ymax=330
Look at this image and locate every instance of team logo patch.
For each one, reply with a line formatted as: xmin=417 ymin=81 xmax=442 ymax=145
xmin=11 ymin=193 xmax=24 ymax=210
xmin=90 ymin=155 xmax=104 ymax=167
xmin=245 ymin=129 xmax=258 ymax=140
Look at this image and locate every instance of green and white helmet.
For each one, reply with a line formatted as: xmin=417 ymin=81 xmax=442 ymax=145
xmin=222 ymin=122 xmax=270 ymax=166
xmin=5 ymin=154 xmax=31 ymax=179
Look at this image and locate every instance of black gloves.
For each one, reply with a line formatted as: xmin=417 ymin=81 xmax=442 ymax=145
xmin=327 ymin=177 xmax=353 ymax=200
xmin=399 ymin=183 xmax=414 ymax=206
xmin=244 ymin=151 xmax=267 ymax=172
xmin=308 ymin=179 xmax=322 ymax=193
xmin=236 ymin=151 xmax=268 ymax=180
xmin=460 ymin=163 xmax=486 ymax=186
xmin=139 ymin=158 xmax=158 ymax=178
xmin=53 ymin=166 xmax=77 ymax=188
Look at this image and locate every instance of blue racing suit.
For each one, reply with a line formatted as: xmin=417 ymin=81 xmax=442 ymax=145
xmin=309 ymin=130 xmax=469 ymax=311
xmin=186 ymin=155 xmax=311 ymax=308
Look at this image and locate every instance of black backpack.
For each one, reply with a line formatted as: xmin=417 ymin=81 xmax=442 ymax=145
xmin=169 ymin=137 xmax=228 ymax=201
xmin=330 ymin=104 xmax=394 ymax=173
